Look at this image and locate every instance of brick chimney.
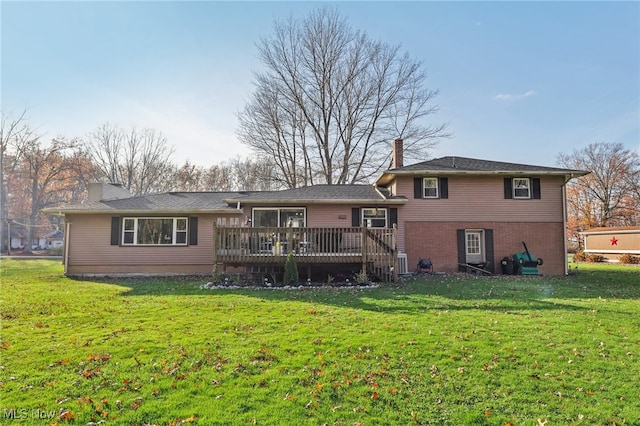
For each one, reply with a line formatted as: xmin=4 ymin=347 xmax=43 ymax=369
xmin=392 ymin=138 xmax=403 ymax=169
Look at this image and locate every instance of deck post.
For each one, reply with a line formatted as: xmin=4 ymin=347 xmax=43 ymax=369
xmin=361 ymin=224 xmax=367 ymax=277
xmin=392 ymin=223 xmax=398 ymax=282
xmin=212 ymin=221 xmax=218 ymax=274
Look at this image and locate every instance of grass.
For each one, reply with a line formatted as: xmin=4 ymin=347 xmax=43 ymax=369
xmin=0 ymin=259 xmax=638 ymax=425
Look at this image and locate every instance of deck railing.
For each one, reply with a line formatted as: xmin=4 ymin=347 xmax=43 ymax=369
xmin=212 ymin=225 xmax=398 ymax=281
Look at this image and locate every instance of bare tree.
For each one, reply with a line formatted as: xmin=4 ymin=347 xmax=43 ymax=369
xmin=84 ymin=123 xmax=176 ymax=195
xmin=238 ymin=7 xmax=448 ymax=188
xmin=11 ymin=135 xmax=82 ymax=253
xmin=558 ymin=142 xmax=640 ymax=233
xmin=1 ymin=110 xmax=38 ymax=252
xmin=230 ymin=156 xmax=280 ymax=191
xmin=169 ymin=156 xmax=280 ymax=192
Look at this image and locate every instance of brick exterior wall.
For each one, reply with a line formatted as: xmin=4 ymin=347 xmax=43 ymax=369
xmin=405 ymin=221 xmax=566 ymax=276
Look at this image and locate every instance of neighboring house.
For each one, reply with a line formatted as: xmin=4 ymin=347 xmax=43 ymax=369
xmin=45 ymin=230 xmax=65 ymax=249
xmin=42 ymin=140 xmax=588 ymax=278
xmin=9 ymin=228 xmax=26 ymax=250
xmin=580 ymin=227 xmax=640 ymax=261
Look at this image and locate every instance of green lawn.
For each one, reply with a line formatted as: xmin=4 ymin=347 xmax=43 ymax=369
xmin=1 ymin=259 xmax=638 ymax=425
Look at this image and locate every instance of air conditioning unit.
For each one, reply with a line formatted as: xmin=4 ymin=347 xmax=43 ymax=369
xmin=397 ymin=252 xmax=408 ymax=274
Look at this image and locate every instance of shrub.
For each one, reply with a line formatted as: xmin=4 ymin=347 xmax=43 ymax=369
xmin=283 ymin=252 xmax=299 ymax=286
xmin=354 ymin=270 xmax=370 ymax=285
xmin=48 ymin=247 xmax=63 ymax=256
xmin=619 ymin=253 xmax=640 ymax=264
xmin=586 ymin=254 xmax=605 ymax=263
xmin=573 ymin=250 xmax=587 ymax=262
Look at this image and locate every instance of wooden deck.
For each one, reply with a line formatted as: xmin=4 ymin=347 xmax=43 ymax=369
xmin=213 ymin=225 xmax=398 ymax=281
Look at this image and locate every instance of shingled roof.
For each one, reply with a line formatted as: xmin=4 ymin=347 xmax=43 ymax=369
xmin=377 ymin=156 xmax=589 ymax=185
xmin=43 ymin=185 xmax=406 ymax=215
xmin=227 ymin=184 xmax=405 ymax=204
xmin=43 ymin=192 xmax=245 ymax=215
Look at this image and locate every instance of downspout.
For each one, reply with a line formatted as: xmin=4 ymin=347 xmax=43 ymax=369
xmin=63 ymin=219 xmax=71 ymax=275
xmin=561 ymin=175 xmax=571 ymax=275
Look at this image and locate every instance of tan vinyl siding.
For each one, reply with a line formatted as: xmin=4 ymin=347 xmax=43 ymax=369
xmin=307 ymin=205 xmax=356 ymax=227
xmin=243 ymin=204 xmax=357 ymax=227
xmin=583 ymin=230 xmax=640 ymax=255
xmin=396 ymin=175 xmax=564 ymax=222
xmin=66 ymin=214 xmax=216 ymax=274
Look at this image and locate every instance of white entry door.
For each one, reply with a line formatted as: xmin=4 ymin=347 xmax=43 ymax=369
xmin=465 ymin=230 xmax=484 ymax=264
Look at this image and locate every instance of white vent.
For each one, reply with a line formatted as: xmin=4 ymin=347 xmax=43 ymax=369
xmin=397 ymin=253 xmax=408 ymax=274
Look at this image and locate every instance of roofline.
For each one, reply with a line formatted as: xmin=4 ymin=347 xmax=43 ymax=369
xmin=224 ymin=198 xmax=407 ymax=205
xmin=375 ymin=169 xmax=590 ymax=185
xmin=41 ymin=208 xmax=243 ymax=216
xmin=579 ymin=228 xmax=640 ymax=235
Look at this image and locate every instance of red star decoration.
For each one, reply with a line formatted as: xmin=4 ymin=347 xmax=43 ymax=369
xmin=610 ymin=237 xmax=618 ymax=246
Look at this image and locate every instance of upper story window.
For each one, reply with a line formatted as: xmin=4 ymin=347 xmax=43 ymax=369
xmin=513 ymin=178 xmax=531 ymax=199
xmin=362 ymin=208 xmax=387 ymax=228
xmin=414 ymin=177 xmax=448 ymax=199
xmin=123 ymin=217 xmax=188 ymax=245
xmin=423 ymin=178 xmax=439 ymax=198
xmin=504 ymin=177 xmax=541 ymax=200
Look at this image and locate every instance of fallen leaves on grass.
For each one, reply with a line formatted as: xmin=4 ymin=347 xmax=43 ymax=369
xmin=170 ymin=414 xmax=197 ymax=425
xmin=58 ymin=409 xmax=74 ymax=421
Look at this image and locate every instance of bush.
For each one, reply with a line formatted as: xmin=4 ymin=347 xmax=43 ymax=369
xmin=586 ymin=254 xmax=605 ymax=263
xmin=283 ymin=252 xmax=299 ymax=286
xmin=48 ymin=247 xmax=63 ymax=256
xmin=619 ymin=253 xmax=640 ymax=264
xmin=353 ymin=270 xmax=370 ymax=285
xmin=573 ymin=250 xmax=587 ymax=262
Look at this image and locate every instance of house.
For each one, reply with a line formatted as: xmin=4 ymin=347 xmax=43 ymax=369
xmin=9 ymin=227 xmax=26 ymax=250
xmin=42 ymin=140 xmax=588 ymax=279
xmin=579 ymin=227 xmax=640 ymax=261
xmin=45 ymin=230 xmax=65 ymax=249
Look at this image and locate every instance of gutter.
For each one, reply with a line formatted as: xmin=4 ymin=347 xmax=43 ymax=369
xmin=223 ymin=198 xmax=408 ymax=205
xmin=64 ymin=220 xmax=71 ymax=275
xmin=42 ymin=208 xmax=244 ymax=216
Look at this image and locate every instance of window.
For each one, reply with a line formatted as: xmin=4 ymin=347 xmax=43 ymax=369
xmin=362 ymin=208 xmax=387 ymax=228
xmin=504 ymin=177 xmax=541 ymax=200
xmin=414 ymin=177 xmax=448 ymax=199
xmin=457 ymin=229 xmax=494 ymax=272
xmin=252 ymin=208 xmax=306 ymax=227
xmin=423 ymin=178 xmax=439 ymax=198
xmin=466 ymin=231 xmax=482 ymax=255
xmin=122 ymin=217 xmax=188 ymax=245
xmin=513 ymin=178 xmax=531 ymax=199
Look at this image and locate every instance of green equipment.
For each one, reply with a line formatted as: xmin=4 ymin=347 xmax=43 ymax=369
xmin=512 ymin=241 xmax=543 ymax=275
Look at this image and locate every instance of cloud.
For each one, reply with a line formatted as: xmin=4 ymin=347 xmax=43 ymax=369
xmin=494 ymin=90 xmax=537 ymax=101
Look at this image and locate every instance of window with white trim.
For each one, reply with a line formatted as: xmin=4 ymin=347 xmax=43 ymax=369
xmin=466 ymin=231 xmax=482 ymax=255
xmin=122 ymin=217 xmax=188 ymax=245
xmin=513 ymin=178 xmax=531 ymax=199
xmin=362 ymin=208 xmax=387 ymax=228
xmin=423 ymin=177 xmax=439 ymax=198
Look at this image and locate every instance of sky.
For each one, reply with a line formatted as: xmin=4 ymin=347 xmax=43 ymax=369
xmin=2 ymin=1 xmax=639 ymax=169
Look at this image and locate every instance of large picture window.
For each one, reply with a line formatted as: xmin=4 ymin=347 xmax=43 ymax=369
xmin=122 ymin=217 xmax=188 ymax=245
